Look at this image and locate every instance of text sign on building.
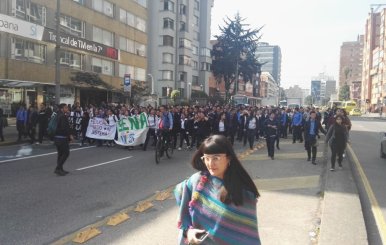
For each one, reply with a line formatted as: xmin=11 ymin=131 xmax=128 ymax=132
xmin=0 ymin=13 xmax=44 ymax=40
xmin=123 ymin=74 xmax=131 ymax=93
xmin=43 ymin=29 xmax=119 ymax=60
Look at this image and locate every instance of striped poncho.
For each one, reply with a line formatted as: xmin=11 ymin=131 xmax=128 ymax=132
xmin=174 ymin=171 xmax=261 ymax=245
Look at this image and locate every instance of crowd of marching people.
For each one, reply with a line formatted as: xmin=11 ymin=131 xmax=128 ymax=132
xmin=14 ymin=100 xmax=351 ymax=172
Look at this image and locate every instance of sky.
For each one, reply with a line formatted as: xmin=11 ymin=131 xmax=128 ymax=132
xmin=210 ymin=0 xmax=382 ymax=90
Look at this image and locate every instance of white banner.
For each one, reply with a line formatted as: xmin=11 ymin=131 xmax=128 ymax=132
xmin=115 ymin=113 xmax=149 ymax=146
xmin=0 ymin=13 xmax=44 ymax=40
xmin=86 ymin=117 xmax=116 ymax=140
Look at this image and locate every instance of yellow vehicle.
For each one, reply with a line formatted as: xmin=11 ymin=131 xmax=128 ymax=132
xmin=349 ymin=108 xmax=362 ymax=116
xmin=342 ymin=101 xmax=357 ymax=112
xmin=327 ymin=100 xmax=343 ymax=109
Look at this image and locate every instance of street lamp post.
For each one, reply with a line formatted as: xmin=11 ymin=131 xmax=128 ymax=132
xmin=188 ymin=82 xmax=191 ymax=102
xmin=147 ymin=74 xmax=155 ymax=94
xmin=54 ymin=0 xmax=61 ymax=105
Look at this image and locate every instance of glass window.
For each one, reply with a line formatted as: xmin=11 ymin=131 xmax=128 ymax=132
xmin=192 ymin=75 xmax=199 ymax=85
xmin=163 ymin=35 xmax=174 ymax=47
xmin=180 ymin=4 xmax=186 ymax=15
xmin=60 ymin=51 xmax=82 ymax=70
xmin=162 ymin=53 xmax=173 ymax=63
xmin=92 ymin=57 xmax=113 ymax=75
xmin=127 ymin=12 xmax=135 ymax=27
xmin=60 ymin=15 xmax=84 ymax=37
xmin=200 ymin=48 xmax=211 ymax=57
xmin=193 ymin=16 xmax=199 ymax=26
xmin=136 ymin=17 xmax=146 ymax=32
xmin=135 ymin=42 xmax=146 ymax=56
xmin=164 ymin=0 xmax=174 ymax=11
xmin=119 ymin=37 xmax=135 ymax=53
xmin=73 ymin=0 xmax=84 ymax=4
xmin=194 ymin=0 xmax=199 ymax=10
xmin=15 ymin=0 xmax=46 ymax=26
xmin=136 ymin=0 xmax=147 ymax=8
xmin=119 ymin=64 xmax=134 ymax=77
xmin=179 ymin=55 xmax=191 ymax=66
xmin=192 ymin=45 xmax=198 ymax=55
xmin=163 ymin=18 xmax=174 ymax=30
xmin=135 ymin=67 xmax=146 ymax=81
xmin=162 ymin=70 xmax=173 ymax=80
xmin=162 ymin=87 xmax=172 ymax=97
xmin=93 ymin=0 xmax=114 ymax=17
xmin=192 ymin=60 xmax=198 ymax=70
xmin=93 ymin=26 xmax=114 ymax=46
xmin=12 ymin=38 xmax=46 ymax=64
xmin=180 ymin=21 xmax=186 ymax=32
xmin=179 ymin=38 xmax=191 ymax=48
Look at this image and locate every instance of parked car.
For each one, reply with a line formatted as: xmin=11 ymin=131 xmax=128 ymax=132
xmin=349 ymin=108 xmax=362 ymax=116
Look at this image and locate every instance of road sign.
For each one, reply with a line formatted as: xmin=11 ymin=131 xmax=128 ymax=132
xmin=123 ymin=74 xmax=131 ymax=93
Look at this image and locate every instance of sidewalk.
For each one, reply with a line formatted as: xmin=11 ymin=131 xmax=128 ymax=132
xmin=52 ymin=137 xmax=368 ymax=245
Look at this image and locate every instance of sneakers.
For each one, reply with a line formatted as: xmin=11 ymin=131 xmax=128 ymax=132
xmin=178 ymin=147 xmax=182 ymax=151
xmin=330 ymin=168 xmax=335 ymax=171
xmin=54 ymin=169 xmax=68 ymax=176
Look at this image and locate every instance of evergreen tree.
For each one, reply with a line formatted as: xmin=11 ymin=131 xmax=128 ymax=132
xmin=211 ymin=13 xmax=263 ymax=102
xmin=339 ymin=85 xmax=350 ymax=101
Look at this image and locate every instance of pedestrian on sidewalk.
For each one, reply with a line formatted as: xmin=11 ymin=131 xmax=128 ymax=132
xmin=16 ymin=104 xmax=27 ymax=142
xmin=304 ymin=111 xmax=326 ymax=165
xmin=174 ymin=135 xmax=261 ymax=245
xmin=54 ymin=103 xmax=73 ymax=176
xmin=27 ymin=105 xmax=38 ymax=144
xmin=37 ymin=104 xmax=49 ymax=144
xmin=325 ymin=115 xmax=348 ymax=171
xmin=265 ymin=111 xmax=279 ymax=160
xmin=0 ymin=108 xmax=5 ymax=142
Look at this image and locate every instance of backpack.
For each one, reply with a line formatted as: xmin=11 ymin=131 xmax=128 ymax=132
xmin=47 ymin=113 xmax=58 ymax=137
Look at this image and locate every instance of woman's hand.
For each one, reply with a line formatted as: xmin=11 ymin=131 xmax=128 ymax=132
xmin=187 ymin=228 xmax=206 ymax=244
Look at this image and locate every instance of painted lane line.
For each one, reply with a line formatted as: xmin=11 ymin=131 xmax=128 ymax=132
xmin=76 ymin=156 xmax=133 ymax=171
xmin=0 ymin=146 xmax=96 ymax=164
xmin=347 ymin=144 xmax=386 ymax=244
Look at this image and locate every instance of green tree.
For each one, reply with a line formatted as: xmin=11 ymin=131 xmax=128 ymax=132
xmin=339 ymin=85 xmax=350 ymax=101
xmin=130 ymin=81 xmax=149 ymax=105
xmin=304 ymin=95 xmax=313 ymax=105
xmin=170 ymin=90 xmax=180 ymax=102
xmin=211 ymin=13 xmax=263 ymax=102
xmin=71 ymin=71 xmax=110 ymax=89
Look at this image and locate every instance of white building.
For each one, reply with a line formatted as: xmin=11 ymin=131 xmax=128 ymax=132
xmin=147 ymin=0 xmax=214 ymax=100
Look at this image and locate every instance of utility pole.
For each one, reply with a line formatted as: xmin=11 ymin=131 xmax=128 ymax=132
xmin=55 ymin=0 xmax=61 ymax=105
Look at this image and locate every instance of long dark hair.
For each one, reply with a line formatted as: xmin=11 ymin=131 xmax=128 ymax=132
xmin=191 ymin=135 xmax=260 ymax=206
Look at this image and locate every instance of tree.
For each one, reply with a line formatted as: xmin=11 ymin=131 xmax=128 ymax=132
xmin=211 ymin=13 xmax=263 ymax=102
xmin=130 ymin=81 xmax=150 ymax=105
xmin=339 ymin=85 xmax=350 ymax=101
xmin=71 ymin=71 xmax=111 ymax=89
xmin=304 ymin=95 xmax=313 ymax=106
xmin=170 ymin=89 xmax=180 ymax=103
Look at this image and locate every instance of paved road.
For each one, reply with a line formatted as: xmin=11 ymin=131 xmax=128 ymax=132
xmin=349 ymin=118 xmax=386 ymax=244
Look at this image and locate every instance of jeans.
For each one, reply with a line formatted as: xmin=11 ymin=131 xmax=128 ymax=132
xmin=55 ymin=138 xmax=70 ymax=170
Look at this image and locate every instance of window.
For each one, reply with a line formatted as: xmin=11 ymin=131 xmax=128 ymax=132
xmin=163 ymin=18 xmax=174 ymax=30
xmin=163 ymin=35 xmax=174 ymax=47
xmin=92 ymin=57 xmax=113 ymax=75
xmin=162 ymin=70 xmax=173 ymax=80
xmin=201 ymin=62 xmax=211 ymax=71
xmin=192 ymin=45 xmax=198 ymax=55
xmin=179 ymin=55 xmax=191 ymax=66
xmin=135 ymin=42 xmax=146 ymax=56
xmin=119 ymin=37 xmax=135 ymax=53
xmin=179 ymin=38 xmax=191 ymax=48
xmin=162 ymin=53 xmax=173 ymax=63
xmin=93 ymin=0 xmax=114 ymax=17
xmin=164 ymin=0 xmax=174 ymax=12
xmin=200 ymin=48 xmax=211 ymax=57
xmin=135 ymin=67 xmax=146 ymax=81
xmin=12 ymin=38 xmax=46 ymax=64
xmin=180 ymin=21 xmax=186 ymax=31
xmin=192 ymin=60 xmax=198 ymax=70
xmin=194 ymin=0 xmax=199 ymax=10
xmin=135 ymin=0 xmax=147 ymax=8
xmin=73 ymin=0 xmax=84 ymax=4
xmin=119 ymin=64 xmax=135 ymax=77
xmin=60 ymin=15 xmax=84 ymax=37
xmin=179 ymin=72 xmax=187 ymax=82
xmin=192 ymin=76 xmax=199 ymax=85
xmin=119 ymin=9 xmax=135 ymax=27
xmin=14 ymin=0 xmax=46 ymax=26
xmin=180 ymin=4 xmax=186 ymax=15
xmin=93 ymin=26 xmax=114 ymax=46
xmin=193 ymin=16 xmax=199 ymax=26
xmin=162 ymin=87 xmax=172 ymax=97
xmin=193 ymin=31 xmax=199 ymax=40
xmin=60 ymin=51 xmax=82 ymax=70
xmin=136 ymin=17 xmax=146 ymax=32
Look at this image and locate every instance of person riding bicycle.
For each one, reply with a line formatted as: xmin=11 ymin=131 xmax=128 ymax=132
xmin=157 ymin=106 xmax=174 ymax=149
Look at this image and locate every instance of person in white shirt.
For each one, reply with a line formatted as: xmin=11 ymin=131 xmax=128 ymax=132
xmin=178 ymin=113 xmax=190 ymax=150
xmin=106 ymin=109 xmax=118 ymax=147
xmin=143 ymin=109 xmax=157 ymax=151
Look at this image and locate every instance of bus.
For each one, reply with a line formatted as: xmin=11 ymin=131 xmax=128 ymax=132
xmin=327 ymin=100 xmax=343 ymax=109
xmin=279 ymin=100 xmax=287 ymax=107
xmin=342 ymin=101 xmax=357 ymax=112
xmin=231 ymin=95 xmax=260 ymax=106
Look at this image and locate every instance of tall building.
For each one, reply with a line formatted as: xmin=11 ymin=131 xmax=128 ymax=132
xmin=256 ymin=42 xmax=282 ymax=85
xmin=0 ymin=0 xmax=148 ymax=107
xmin=362 ymin=7 xmax=386 ymax=112
xmin=260 ymin=72 xmax=279 ymax=105
xmin=311 ymin=73 xmax=336 ymax=104
xmin=339 ymin=35 xmax=364 ymax=89
xmin=147 ymin=0 xmax=214 ymax=100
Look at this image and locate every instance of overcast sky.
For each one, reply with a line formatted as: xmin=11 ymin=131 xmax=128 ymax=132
xmin=210 ymin=0 xmax=381 ymax=90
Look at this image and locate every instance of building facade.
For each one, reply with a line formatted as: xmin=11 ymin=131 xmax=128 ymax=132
xmin=362 ymin=8 xmax=386 ymax=112
xmin=0 ymin=0 xmax=148 ymax=108
xmin=147 ymin=0 xmax=213 ymax=100
xmin=339 ymin=35 xmax=364 ymax=89
xmin=256 ymin=42 xmax=282 ymax=85
xmin=310 ymin=73 xmax=336 ymax=105
xmin=260 ymin=71 xmax=279 ymax=106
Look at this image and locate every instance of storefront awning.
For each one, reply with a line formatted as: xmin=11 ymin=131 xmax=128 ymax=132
xmin=0 ymin=79 xmax=52 ymax=88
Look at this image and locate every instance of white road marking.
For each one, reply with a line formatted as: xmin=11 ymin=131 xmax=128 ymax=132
xmin=76 ymin=156 xmax=133 ymax=171
xmin=0 ymin=146 xmax=96 ymax=164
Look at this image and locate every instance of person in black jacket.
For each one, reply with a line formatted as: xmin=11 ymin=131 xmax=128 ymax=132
xmin=171 ymin=107 xmax=180 ymax=149
xmin=37 ymin=104 xmax=49 ymax=144
xmin=228 ymin=109 xmax=239 ymax=145
xmin=304 ymin=111 xmax=326 ymax=164
xmin=54 ymin=103 xmax=73 ymax=176
xmin=264 ymin=112 xmax=279 ymax=160
xmin=27 ymin=105 xmax=38 ymax=144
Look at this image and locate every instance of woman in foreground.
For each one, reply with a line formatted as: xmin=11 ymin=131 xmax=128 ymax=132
xmin=174 ymin=135 xmax=261 ymax=245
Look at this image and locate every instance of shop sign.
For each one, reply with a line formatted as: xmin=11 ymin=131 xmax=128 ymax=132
xmin=43 ymin=29 xmax=119 ymax=60
xmin=0 ymin=13 xmax=44 ymax=40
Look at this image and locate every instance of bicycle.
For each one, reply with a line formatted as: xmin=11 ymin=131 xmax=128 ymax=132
xmin=155 ymin=130 xmax=173 ymax=164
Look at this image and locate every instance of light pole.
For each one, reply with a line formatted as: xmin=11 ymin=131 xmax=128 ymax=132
xmin=54 ymin=0 xmax=61 ymax=105
xmin=188 ymin=82 xmax=191 ymax=102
